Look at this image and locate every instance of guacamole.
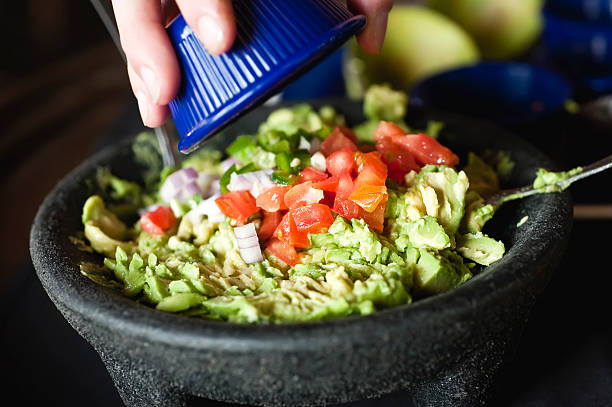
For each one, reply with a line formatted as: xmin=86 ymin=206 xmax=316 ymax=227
xmin=79 ymin=86 xmax=509 ymax=323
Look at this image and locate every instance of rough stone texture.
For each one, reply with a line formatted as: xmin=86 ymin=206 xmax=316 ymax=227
xmin=30 ymin=102 xmax=573 ymax=407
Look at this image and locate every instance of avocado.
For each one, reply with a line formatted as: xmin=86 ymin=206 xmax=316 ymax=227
xmin=414 ymin=249 xmax=463 ymax=295
xmin=456 ymin=232 xmax=505 ymax=266
xmin=461 ymin=191 xmax=496 ymax=234
xmin=533 ymin=167 xmax=582 ymax=192
xmin=463 ymin=152 xmax=499 ymax=197
xmin=416 ymin=166 xmax=469 ymax=236
xmin=400 ymin=216 xmax=450 ymax=250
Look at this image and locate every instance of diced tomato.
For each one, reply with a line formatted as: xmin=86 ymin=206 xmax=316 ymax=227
xmin=215 ymin=191 xmax=259 ymax=224
xmin=256 ymin=186 xmax=290 ymax=212
xmin=274 ymin=212 xmax=310 ymax=248
xmin=332 ymin=196 xmax=361 ymax=220
xmin=393 ymin=133 xmax=459 ymax=167
xmin=338 ymin=125 xmax=359 ymax=144
xmin=291 ymin=204 xmax=335 ymax=233
xmin=312 ymin=175 xmax=339 ymax=192
xmin=359 ymin=196 xmax=387 ymax=232
xmin=336 ymin=173 xmax=354 ymax=199
xmin=373 ymin=121 xmax=405 ymax=142
xmin=140 ymin=206 xmax=176 ymax=235
xmin=320 ymin=127 xmax=358 ymax=156
xmin=265 ymin=238 xmax=300 ymax=266
xmin=326 ymin=148 xmax=356 ymax=177
xmin=349 ymin=184 xmax=387 ymax=213
xmin=353 ymin=152 xmax=388 ymax=187
xmin=258 ymin=210 xmax=283 ymax=240
xmin=284 ymin=181 xmax=324 ymax=209
xmin=321 ymin=190 xmax=336 ymax=207
xmin=376 ymin=136 xmax=420 ymax=183
xmin=298 ymin=166 xmax=328 ymax=183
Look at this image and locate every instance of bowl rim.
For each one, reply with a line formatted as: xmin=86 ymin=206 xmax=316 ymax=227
xmin=30 ymin=105 xmax=572 ymax=352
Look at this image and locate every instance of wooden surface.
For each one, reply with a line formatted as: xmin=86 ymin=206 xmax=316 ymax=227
xmin=0 ymin=41 xmax=132 ymax=290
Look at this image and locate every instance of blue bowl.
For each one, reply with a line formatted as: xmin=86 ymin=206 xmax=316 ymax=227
xmin=543 ymin=11 xmax=612 ymax=76
xmin=167 ymin=0 xmax=365 ymax=153
xmin=546 ymin=0 xmax=612 ymax=24
xmin=410 ymin=62 xmax=572 ymax=126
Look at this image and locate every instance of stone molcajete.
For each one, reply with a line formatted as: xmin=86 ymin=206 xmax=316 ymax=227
xmin=30 ymin=102 xmax=572 ymax=406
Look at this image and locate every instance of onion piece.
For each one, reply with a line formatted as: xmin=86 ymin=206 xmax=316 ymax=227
xmin=233 ymin=223 xmax=263 ymax=264
xmin=227 ymin=169 xmax=274 ymax=198
xmin=196 ymin=172 xmax=219 ymax=198
xmin=160 ymin=167 xmax=200 ymax=202
xmin=299 ymin=136 xmax=311 ymax=151
xmin=309 ymin=137 xmax=321 ymax=153
xmin=185 ymin=193 xmax=225 ymax=225
xmin=221 ymin=157 xmax=242 ymax=172
xmin=301 ymin=187 xmax=324 ymax=205
xmin=310 ymin=152 xmax=326 ymax=172
xmin=239 ymin=246 xmax=263 ymax=264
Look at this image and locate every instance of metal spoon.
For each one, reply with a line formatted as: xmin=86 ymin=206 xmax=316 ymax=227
xmin=484 ymin=153 xmax=612 ymax=206
xmin=90 ymin=0 xmax=178 ymax=168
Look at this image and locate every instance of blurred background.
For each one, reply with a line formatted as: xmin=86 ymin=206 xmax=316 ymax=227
xmin=1 ymin=0 xmax=611 ymax=406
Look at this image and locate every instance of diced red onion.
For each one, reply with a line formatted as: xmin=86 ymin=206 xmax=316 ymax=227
xmin=233 ymin=223 xmax=263 ymax=264
xmin=177 ymin=181 xmax=202 ymax=202
xmin=234 ymin=223 xmax=257 ymax=239
xmin=221 ymin=157 xmax=242 ymax=172
xmin=239 ymin=246 xmax=263 ymax=264
xmin=196 ymin=172 xmax=219 ymax=198
xmin=309 ymin=137 xmax=321 ymax=153
xmin=160 ymin=167 xmax=200 ymax=202
xmin=310 ymin=152 xmax=326 ymax=172
xmin=299 ymin=136 xmax=311 ymax=151
xmin=186 ymin=193 xmax=225 ymax=224
xmin=227 ymin=169 xmax=274 ymax=198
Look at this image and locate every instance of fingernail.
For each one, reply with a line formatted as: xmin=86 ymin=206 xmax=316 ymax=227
xmin=371 ymin=12 xmax=389 ymax=52
xmin=136 ymin=91 xmax=150 ymax=126
xmin=198 ymin=14 xmax=224 ymax=55
xmin=140 ymin=66 xmax=160 ymax=104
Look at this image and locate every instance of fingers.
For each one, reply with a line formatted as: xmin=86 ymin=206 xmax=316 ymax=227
xmin=128 ymin=63 xmax=171 ymax=127
xmin=176 ymin=0 xmax=237 ymax=55
xmin=348 ymin=0 xmax=394 ymax=53
xmin=112 ymin=0 xmax=180 ymax=127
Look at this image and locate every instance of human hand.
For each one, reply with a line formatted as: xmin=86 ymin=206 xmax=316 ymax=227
xmin=112 ymin=0 xmax=394 ymax=128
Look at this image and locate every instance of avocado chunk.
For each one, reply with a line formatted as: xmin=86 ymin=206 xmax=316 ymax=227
xmin=414 ymin=249 xmax=466 ymax=296
xmin=415 ymin=166 xmax=469 ymax=237
xmin=399 ymin=216 xmax=450 ymax=250
xmin=456 ymin=232 xmax=505 ymax=266
xmin=82 ymin=195 xmax=134 ymax=257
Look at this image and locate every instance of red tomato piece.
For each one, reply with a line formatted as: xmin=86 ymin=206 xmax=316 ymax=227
xmin=359 ymin=196 xmax=387 ymax=232
xmin=332 ymin=196 xmax=361 ymax=220
xmin=373 ymin=121 xmax=405 ymax=142
xmin=376 ymin=136 xmax=420 ymax=183
xmin=354 ymin=152 xmax=388 ymax=187
xmin=215 ymin=191 xmax=259 ymax=225
xmin=320 ymin=190 xmax=336 ymax=207
xmin=265 ymin=238 xmax=300 ymax=266
xmin=335 ymin=173 xmax=354 ymax=199
xmin=320 ymin=127 xmax=358 ymax=156
xmin=256 ymin=185 xmax=290 ymax=212
xmin=338 ymin=125 xmax=359 ymax=144
xmin=291 ymin=203 xmax=335 ymax=233
xmin=140 ymin=206 xmax=176 ymax=236
xmin=394 ymin=133 xmax=459 ymax=167
xmin=284 ymin=181 xmax=324 ymax=209
xmin=298 ymin=166 xmax=328 ymax=183
xmin=312 ymin=175 xmax=339 ymax=192
xmin=349 ymin=184 xmax=387 ymax=213
xmin=274 ymin=212 xmax=310 ymax=248
xmin=326 ymin=148 xmax=356 ymax=177
xmin=258 ymin=210 xmax=283 ymax=240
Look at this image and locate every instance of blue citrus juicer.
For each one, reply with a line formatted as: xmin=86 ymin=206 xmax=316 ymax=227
xmin=166 ymin=0 xmax=365 ymax=153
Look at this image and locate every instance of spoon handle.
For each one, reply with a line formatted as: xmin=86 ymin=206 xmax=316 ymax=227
xmin=90 ymin=0 xmax=178 ymax=168
xmin=486 ymin=153 xmax=612 ymax=206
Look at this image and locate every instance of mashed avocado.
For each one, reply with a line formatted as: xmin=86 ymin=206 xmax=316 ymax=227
xmin=78 ymin=87 xmax=511 ymax=324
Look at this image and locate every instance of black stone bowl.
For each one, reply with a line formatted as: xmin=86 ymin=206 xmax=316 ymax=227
xmin=30 ymin=101 xmax=572 ymax=407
